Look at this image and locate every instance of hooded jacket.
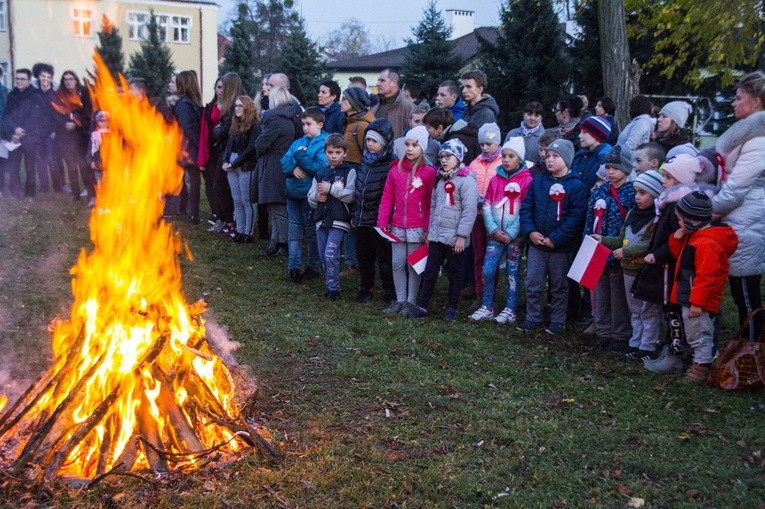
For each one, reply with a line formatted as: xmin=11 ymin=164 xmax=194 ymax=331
xmin=712 ymin=110 xmax=765 ymax=277
xmin=308 ymin=162 xmax=357 ymax=232
xmin=669 ymin=225 xmax=738 ymax=313
xmin=520 ymin=170 xmax=587 ymax=252
xmin=280 ymin=131 xmax=329 ymax=200
xmin=616 ymin=114 xmax=655 ymax=159
xmin=377 ymin=158 xmax=437 ymax=230
xmin=428 ymin=167 xmax=478 ymax=246
xmin=343 ymin=109 xmax=376 ymax=165
xmin=320 ymin=101 xmax=345 ymax=135
xmin=353 ymin=119 xmax=395 ymax=228
xmin=482 ymin=164 xmax=534 ymax=240
xmin=462 ymin=95 xmax=499 ymax=128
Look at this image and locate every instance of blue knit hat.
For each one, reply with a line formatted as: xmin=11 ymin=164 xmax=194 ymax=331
xmin=439 ymin=139 xmax=467 ymax=162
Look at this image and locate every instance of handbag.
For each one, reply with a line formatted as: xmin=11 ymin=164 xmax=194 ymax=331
xmin=709 ymin=308 xmax=765 ymax=390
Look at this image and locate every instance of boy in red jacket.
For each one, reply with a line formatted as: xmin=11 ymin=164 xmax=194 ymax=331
xmin=669 ymin=191 xmax=738 ymax=382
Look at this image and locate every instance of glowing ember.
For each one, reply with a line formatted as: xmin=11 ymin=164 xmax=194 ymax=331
xmin=0 ymin=56 xmax=272 ymax=483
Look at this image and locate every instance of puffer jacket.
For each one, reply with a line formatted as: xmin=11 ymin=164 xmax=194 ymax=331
xmin=468 ymin=151 xmax=502 ymax=199
xmin=428 ymin=167 xmax=478 ymax=246
xmin=584 ymin=180 xmax=635 ymax=266
xmin=600 ymin=207 xmax=656 ymax=276
xmin=669 ymin=225 xmax=738 ymax=313
xmin=280 ymin=131 xmax=329 ymax=200
xmin=631 ymin=183 xmax=714 ymax=304
xmin=571 ymin=143 xmax=612 ymax=193
xmin=482 ymin=165 xmax=533 ymax=240
xmin=353 ymin=119 xmax=395 ymax=228
xmin=519 ymin=170 xmax=587 ymax=252
xmin=377 ymin=158 xmax=437 ymax=230
xmin=712 ymin=110 xmax=765 ymax=277
xmin=617 ymin=114 xmax=655 ymax=159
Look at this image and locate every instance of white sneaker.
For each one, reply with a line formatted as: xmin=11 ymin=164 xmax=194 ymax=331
xmin=493 ymin=308 xmax=516 ymax=324
xmin=469 ymin=306 xmax=494 ymax=322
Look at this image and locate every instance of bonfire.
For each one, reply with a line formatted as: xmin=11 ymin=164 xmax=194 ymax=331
xmin=0 ymin=56 xmax=276 ymax=486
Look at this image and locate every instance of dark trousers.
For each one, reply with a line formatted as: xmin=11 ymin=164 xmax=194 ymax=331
xmin=730 ymin=275 xmax=763 ymax=340
xmin=41 ymin=136 xmax=63 ymax=192
xmin=257 ymin=203 xmax=270 ymax=240
xmin=61 ymin=154 xmax=94 ymax=200
xmin=356 ymin=226 xmax=395 ymax=300
xmin=213 ymin=162 xmax=234 ymax=223
xmin=184 ymin=165 xmax=202 ymax=222
xmin=8 ymin=140 xmax=43 ymax=197
xmin=418 ymin=242 xmax=462 ymax=311
xmin=201 ymin=166 xmax=217 ymax=219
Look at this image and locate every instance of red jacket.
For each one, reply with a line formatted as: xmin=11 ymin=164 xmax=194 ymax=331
xmin=377 ymin=158 xmax=437 ymax=230
xmin=668 ymin=225 xmax=738 ymax=313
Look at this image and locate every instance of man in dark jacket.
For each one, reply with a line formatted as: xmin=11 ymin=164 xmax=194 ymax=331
xmin=460 ymin=70 xmax=499 ymax=129
xmin=3 ymin=68 xmax=47 ymax=197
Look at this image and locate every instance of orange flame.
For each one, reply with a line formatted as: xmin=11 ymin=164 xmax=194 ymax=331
xmin=0 ymin=55 xmax=250 ymax=478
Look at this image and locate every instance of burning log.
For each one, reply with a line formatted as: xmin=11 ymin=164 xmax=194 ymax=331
xmin=0 ymin=55 xmax=277 ymax=488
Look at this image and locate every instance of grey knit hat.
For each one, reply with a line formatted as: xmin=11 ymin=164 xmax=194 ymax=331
xmin=342 ymin=87 xmax=370 ymax=112
xmin=546 ymin=139 xmax=575 ymax=169
xmin=676 ymin=191 xmax=713 ymax=232
xmin=660 ymin=101 xmax=692 ymax=129
xmin=478 ymin=122 xmax=501 ymax=145
xmin=604 ymin=145 xmax=632 ymax=175
xmin=633 ymin=170 xmax=663 ymax=198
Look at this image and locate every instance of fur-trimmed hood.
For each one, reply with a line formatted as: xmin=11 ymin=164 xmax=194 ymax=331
xmin=717 ymin=110 xmax=765 ymax=156
xmin=657 ymin=183 xmax=716 ymax=210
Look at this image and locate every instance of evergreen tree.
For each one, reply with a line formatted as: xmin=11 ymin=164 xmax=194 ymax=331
xmin=568 ymin=2 xmax=603 ymax=101
xmin=401 ymin=0 xmax=462 ymax=102
xmin=220 ymin=3 xmax=258 ymax=95
xmin=128 ymin=11 xmax=175 ymax=98
xmin=480 ymin=0 xmax=568 ymax=130
xmin=274 ymin=17 xmax=327 ymax=105
xmin=94 ymin=15 xmax=125 ymax=80
xmin=248 ymin=0 xmax=300 ymax=77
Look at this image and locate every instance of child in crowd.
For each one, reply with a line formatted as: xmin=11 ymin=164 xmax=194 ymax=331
xmin=377 ymin=125 xmax=437 ymax=315
xmin=634 ymin=154 xmax=704 ymax=372
xmin=533 ymin=129 xmax=561 ymax=176
xmin=468 ymin=122 xmax=503 ymax=304
xmin=571 ymin=116 xmax=613 ymax=192
xmin=631 ymin=142 xmax=665 ymax=175
xmin=584 ymin=146 xmax=635 ymax=351
xmin=411 ymin=139 xmax=477 ymax=321
xmin=307 ymin=134 xmax=357 ymax=300
xmin=352 ymin=118 xmax=396 ymax=304
xmin=470 ymin=137 xmax=533 ymax=324
xmin=519 ymin=139 xmax=587 ymax=334
xmin=393 ymin=107 xmax=441 ymax=163
xmin=594 ymin=170 xmax=664 ymax=359
xmin=668 ymin=192 xmax=738 ymax=382
xmin=281 ymin=107 xmax=328 ymax=282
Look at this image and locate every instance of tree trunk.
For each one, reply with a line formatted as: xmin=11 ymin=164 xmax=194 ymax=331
xmin=598 ymin=0 xmax=633 ymax=130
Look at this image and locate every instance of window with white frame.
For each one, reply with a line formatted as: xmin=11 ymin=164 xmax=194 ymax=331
xmin=156 ymin=15 xmax=169 ymax=42
xmin=171 ymin=16 xmax=191 ymax=43
xmin=72 ymin=8 xmax=93 ymax=37
xmin=0 ymin=1 xmax=7 ymax=32
xmin=127 ymin=11 xmax=149 ymax=40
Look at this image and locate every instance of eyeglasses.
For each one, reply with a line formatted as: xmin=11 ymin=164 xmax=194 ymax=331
xmin=234 ymin=103 xmax=244 ymax=108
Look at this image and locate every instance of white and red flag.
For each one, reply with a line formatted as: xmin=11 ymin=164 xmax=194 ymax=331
xmin=374 ymin=227 xmax=402 ymax=243
xmin=407 ymin=243 xmax=429 ymax=274
xmin=567 ymin=235 xmax=611 ymax=290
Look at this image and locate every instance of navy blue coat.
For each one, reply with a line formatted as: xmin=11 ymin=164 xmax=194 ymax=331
xmin=570 ymin=143 xmax=611 ymax=193
xmin=321 ymin=101 xmax=345 ymax=135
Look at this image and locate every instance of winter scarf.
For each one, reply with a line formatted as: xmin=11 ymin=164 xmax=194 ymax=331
xmin=519 ymin=122 xmax=543 ymax=138
xmin=624 ymin=205 xmax=655 ymax=234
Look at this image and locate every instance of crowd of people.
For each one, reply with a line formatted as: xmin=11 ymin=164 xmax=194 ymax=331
xmin=1 ymin=63 xmax=763 ymax=383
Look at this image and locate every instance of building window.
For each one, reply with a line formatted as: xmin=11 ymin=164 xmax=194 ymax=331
xmin=72 ymin=8 xmax=93 ymax=37
xmin=156 ymin=15 xmax=169 ymax=42
xmin=0 ymin=1 xmax=7 ymax=32
xmin=171 ymin=16 xmax=191 ymax=43
xmin=127 ymin=11 xmax=149 ymax=41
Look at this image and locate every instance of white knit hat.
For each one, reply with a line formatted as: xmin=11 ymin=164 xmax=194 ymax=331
xmin=404 ymin=125 xmax=429 ymax=154
xmin=662 ymin=153 xmax=701 ymax=184
xmin=660 ymin=101 xmax=692 ymax=129
xmin=501 ymin=136 xmax=525 ymax=161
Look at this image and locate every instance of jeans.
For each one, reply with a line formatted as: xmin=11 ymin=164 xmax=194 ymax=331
xmin=317 ymin=227 xmax=345 ymax=292
xmin=418 ymin=241 xmax=462 ymax=311
xmin=525 ymin=247 xmax=571 ymax=325
xmin=184 ymin=164 xmax=202 ymax=223
xmin=471 ymin=217 xmax=488 ymax=295
xmin=227 ymin=169 xmax=256 ymax=235
xmin=481 ymin=239 xmax=522 ymax=311
xmin=343 ymin=229 xmax=357 ymax=266
xmin=729 ymin=275 xmax=763 ymax=340
xmin=287 ymin=198 xmax=320 ymax=271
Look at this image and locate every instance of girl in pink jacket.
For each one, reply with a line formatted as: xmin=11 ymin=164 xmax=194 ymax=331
xmin=377 ymin=126 xmax=437 ymax=315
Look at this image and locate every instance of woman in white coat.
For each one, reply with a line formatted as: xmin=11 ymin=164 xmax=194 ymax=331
xmin=713 ymin=71 xmax=765 ymax=339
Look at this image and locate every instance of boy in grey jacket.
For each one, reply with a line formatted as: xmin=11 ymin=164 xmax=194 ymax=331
xmin=410 ymin=139 xmax=478 ymax=321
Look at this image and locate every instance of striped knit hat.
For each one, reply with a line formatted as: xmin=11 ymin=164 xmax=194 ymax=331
xmin=580 ymin=115 xmax=612 ymax=143
xmin=633 ymin=170 xmax=663 ymax=198
xmin=676 ymin=191 xmax=712 ymax=232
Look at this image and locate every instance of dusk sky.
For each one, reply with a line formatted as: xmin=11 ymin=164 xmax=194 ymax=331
xmin=216 ymin=0 xmax=505 ymax=49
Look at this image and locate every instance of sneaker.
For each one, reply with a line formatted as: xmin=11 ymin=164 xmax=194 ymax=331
xmin=516 ymin=320 xmax=543 ymax=331
xmin=288 ymin=268 xmax=303 ymax=284
xmin=685 ymin=362 xmax=711 ymax=383
xmin=208 ymin=220 xmax=225 ymax=232
xmin=582 ymin=322 xmax=597 ymax=336
xmin=302 ymin=267 xmax=322 ymax=280
xmin=609 ymin=340 xmax=630 ymax=355
xmin=383 ymin=301 xmax=405 ymax=314
xmin=442 ymin=308 xmax=458 ymax=322
xmin=324 ymin=290 xmax=340 ymax=301
xmin=87 ymin=197 xmax=96 ymax=208
xmin=403 ymin=305 xmax=427 ymax=318
xmin=544 ymin=322 xmax=565 ymax=335
xmin=493 ymin=308 xmax=517 ymax=324
xmin=624 ymin=348 xmax=658 ymax=361
xmin=80 ymin=189 xmax=88 ymax=198
xmin=469 ymin=306 xmax=494 ymax=322
xmin=355 ymin=288 xmax=373 ymax=303
xmin=644 ymin=346 xmax=684 ymax=374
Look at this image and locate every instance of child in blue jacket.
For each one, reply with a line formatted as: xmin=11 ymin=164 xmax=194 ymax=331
xmin=281 ymin=107 xmax=329 ymax=283
xmin=518 ymin=139 xmax=587 ymax=334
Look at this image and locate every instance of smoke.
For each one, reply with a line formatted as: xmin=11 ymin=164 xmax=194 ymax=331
xmin=204 ymin=318 xmax=241 ymax=366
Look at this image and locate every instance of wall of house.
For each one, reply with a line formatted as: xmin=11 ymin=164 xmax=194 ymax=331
xmin=3 ymin=0 xmax=217 ymax=98
xmin=332 ymin=71 xmax=380 ymax=96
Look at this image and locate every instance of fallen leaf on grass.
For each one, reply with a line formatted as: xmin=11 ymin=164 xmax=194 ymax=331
xmin=614 ymin=483 xmax=633 ymax=495
xmin=677 ymin=432 xmax=690 ymax=440
xmin=553 ymin=499 xmax=567 ymax=507
xmin=403 ymin=479 xmax=413 ymax=495
xmin=627 ymin=497 xmax=645 ymax=508
xmin=203 ymin=480 xmax=216 ymax=492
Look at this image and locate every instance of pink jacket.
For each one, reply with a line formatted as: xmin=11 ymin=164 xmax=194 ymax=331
xmin=482 ymin=165 xmax=534 ymax=235
xmin=468 ymin=154 xmax=502 ymax=196
xmin=377 ymin=158 xmax=437 ymax=229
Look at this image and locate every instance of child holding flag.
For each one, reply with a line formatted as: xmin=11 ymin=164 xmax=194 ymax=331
xmin=410 ymin=139 xmax=478 ymax=321
xmin=469 ymin=137 xmax=533 ymax=324
xmin=519 ymin=139 xmax=587 ymax=334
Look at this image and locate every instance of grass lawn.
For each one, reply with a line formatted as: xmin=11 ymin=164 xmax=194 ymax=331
xmin=0 ymin=192 xmax=763 ymax=508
